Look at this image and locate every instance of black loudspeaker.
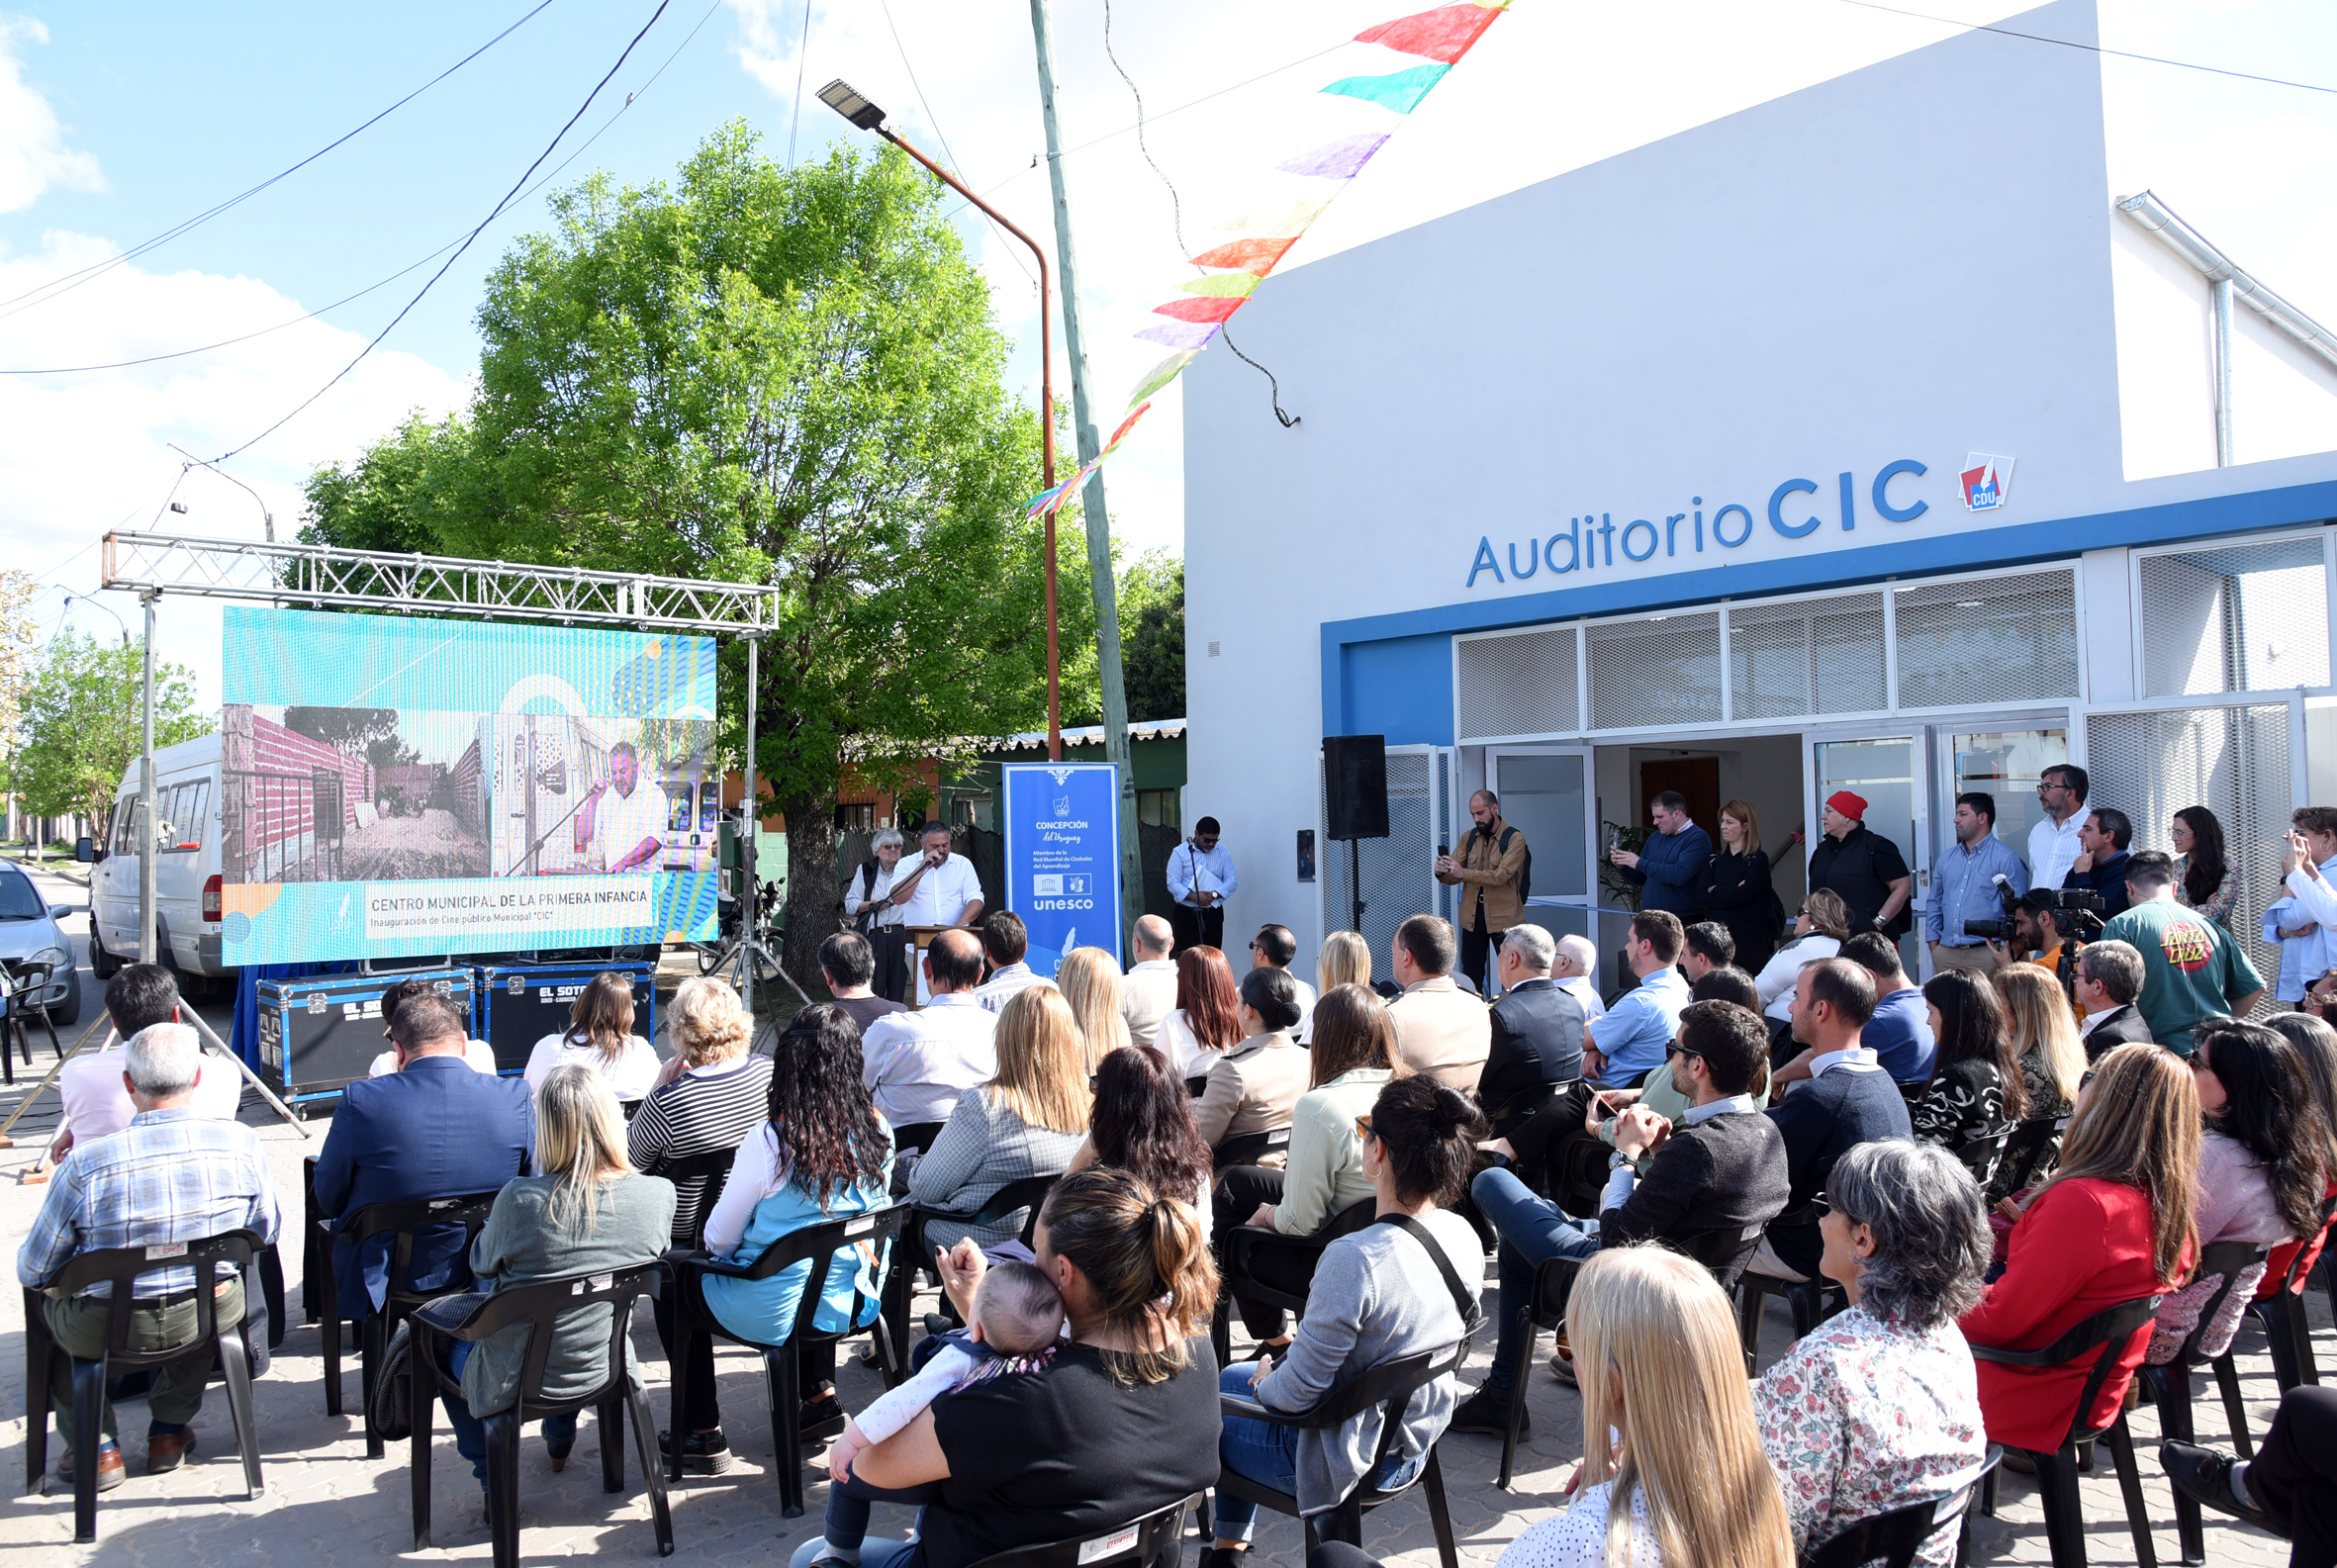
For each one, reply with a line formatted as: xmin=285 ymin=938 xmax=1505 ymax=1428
xmin=1323 ymin=735 xmax=1390 ymax=841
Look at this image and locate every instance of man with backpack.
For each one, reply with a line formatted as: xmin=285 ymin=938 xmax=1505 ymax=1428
xmin=1438 ymin=789 xmax=1532 ymax=998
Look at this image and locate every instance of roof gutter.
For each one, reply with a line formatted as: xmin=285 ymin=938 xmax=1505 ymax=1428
xmin=2117 ymin=190 xmax=2337 ymax=375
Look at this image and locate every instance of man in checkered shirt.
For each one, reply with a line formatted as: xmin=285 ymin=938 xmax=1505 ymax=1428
xmin=17 ymin=1023 xmax=279 ymax=1489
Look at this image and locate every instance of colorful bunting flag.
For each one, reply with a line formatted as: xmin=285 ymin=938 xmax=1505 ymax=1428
xmin=1277 ymin=135 xmax=1390 ymax=180
xmin=1189 ymin=237 xmax=1300 ymax=274
xmin=1353 ymin=3 xmax=1504 ymax=63
xmin=1319 ymin=63 xmax=1450 ymax=114
xmin=1152 ymin=296 xmax=1246 ymax=323
xmin=1176 ymin=273 xmax=1261 ymax=299
xmin=1136 ymin=320 xmax=1222 ymax=351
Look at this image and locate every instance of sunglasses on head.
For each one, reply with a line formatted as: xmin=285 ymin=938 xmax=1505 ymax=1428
xmin=1354 ymin=1113 xmax=1374 ymax=1141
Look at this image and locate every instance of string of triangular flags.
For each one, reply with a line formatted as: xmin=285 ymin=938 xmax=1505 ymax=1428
xmin=1025 ymin=0 xmax=1512 ymax=519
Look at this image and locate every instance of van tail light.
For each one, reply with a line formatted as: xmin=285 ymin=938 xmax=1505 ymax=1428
xmin=203 ymin=875 xmax=224 ymax=921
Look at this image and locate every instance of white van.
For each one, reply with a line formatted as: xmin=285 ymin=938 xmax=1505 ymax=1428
xmin=81 ymin=735 xmax=231 ymax=984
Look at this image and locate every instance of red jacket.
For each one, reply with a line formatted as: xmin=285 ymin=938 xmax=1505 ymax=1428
xmin=2258 ymin=1175 xmax=2337 ymax=1302
xmin=1959 ymin=1177 xmax=2188 ymax=1453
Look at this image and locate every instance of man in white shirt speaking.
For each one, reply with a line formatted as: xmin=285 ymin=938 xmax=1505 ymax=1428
xmin=578 ymin=742 xmax=669 ymax=874
xmin=1167 ymin=815 xmax=1237 ymax=955
xmin=887 ymin=821 xmax=985 ymax=929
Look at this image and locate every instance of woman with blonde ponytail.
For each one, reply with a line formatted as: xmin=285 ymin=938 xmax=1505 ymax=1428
xmin=1501 ymin=1246 xmax=1795 ymax=1568
xmin=828 ymin=1166 xmax=1221 ymax=1568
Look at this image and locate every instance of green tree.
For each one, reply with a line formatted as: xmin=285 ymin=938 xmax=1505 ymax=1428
xmin=1117 ymin=551 xmax=1183 ymax=723
xmin=12 ymin=632 xmax=212 ymax=828
xmin=283 ymin=707 xmax=399 ymax=755
xmin=304 ymin=125 xmax=1081 ymax=977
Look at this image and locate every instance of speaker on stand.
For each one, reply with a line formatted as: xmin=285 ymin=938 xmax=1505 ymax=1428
xmin=1322 ymin=735 xmax=1390 ymax=939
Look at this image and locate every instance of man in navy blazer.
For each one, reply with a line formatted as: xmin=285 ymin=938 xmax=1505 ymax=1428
xmin=1479 ymin=925 xmax=1586 ymax=1135
xmin=311 ymin=992 xmax=533 ymax=1314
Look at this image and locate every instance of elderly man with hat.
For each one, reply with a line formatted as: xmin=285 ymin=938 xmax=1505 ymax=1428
xmin=1806 ymin=789 xmax=1915 ymax=940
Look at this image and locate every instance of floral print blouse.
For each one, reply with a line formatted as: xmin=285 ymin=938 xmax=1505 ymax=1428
xmin=1909 ymin=1059 xmax=2009 ymax=1161
xmin=1754 ymin=1306 xmax=1989 ymax=1568
xmin=2175 ymin=855 xmax=2238 ymax=928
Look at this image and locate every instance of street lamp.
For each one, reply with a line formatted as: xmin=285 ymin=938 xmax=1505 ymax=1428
xmin=169 ymin=444 xmax=274 ymax=541
xmin=817 ymin=78 xmax=1063 ymax=762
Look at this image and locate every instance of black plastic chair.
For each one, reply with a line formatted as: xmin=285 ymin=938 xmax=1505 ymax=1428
xmin=0 ymin=957 xmax=63 ymax=1083
xmin=317 ymin=1190 xmax=501 ymax=1457
xmin=640 ymin=1146 xmax=739 ymax=1250
xmin=1973 ymin=1294 xmax=2162 ymax=1568
xmin=966 ymin=1491 xmax=1207 ymax=1568
xmin=2139 ymin=1239 xmax=2267 ymax=1564
xmin=892 ymin=1121 xmax=948 ymax=1157
xmin=1801 ymin=1447 xmax=2002 ymax=1568
xmin=23 ymin=1229 xmax=267 ymax=1543
xmin=1734 ymin=1206 xmax=1847 ymax=1372
xmin=1211 ymin=1198 xmax=1378 ymax=1367
xmin=1217 ymin=1342 xmax=1469 ymax=1568
xmin=1186 ymin=1075 xmax=1212 ymax=1099
xmin=667 ymin=1203 xmax=907 ymax=1517
xmin=1992 ymin=1115 xmax=2064 ymax=1199
xmin=1950 ymin=1127 xmax=2013 ymax=1190
xmin=407 ymin=1261 xmax=674 ymax=1567
xmin=2233 ymin=1194 xmax=2337 ymax=1398
xmin=1213 ymin=1126 xmax=1292 ymax=1173
xmin=882 ymin=1172 xmax=1064 ymax=1389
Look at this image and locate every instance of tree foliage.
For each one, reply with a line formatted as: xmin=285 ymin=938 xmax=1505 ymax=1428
xmin=1117 ymin=551 xmax=1183 ymax=724
xmin=11 ymin=632 xmax=212 ymax=827
xmin=284 ymin=707 xmax=399 ymax=755
xmin=304 ymin=125 xmax=1085 ymax=974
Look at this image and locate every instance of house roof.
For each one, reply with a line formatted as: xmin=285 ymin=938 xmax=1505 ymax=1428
xmin=992 ymin=717 xmax=1186 ymax=753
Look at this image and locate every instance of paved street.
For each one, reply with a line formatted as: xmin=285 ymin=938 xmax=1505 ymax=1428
xmin=0 ymin=871 xmax=2324 ymax=1565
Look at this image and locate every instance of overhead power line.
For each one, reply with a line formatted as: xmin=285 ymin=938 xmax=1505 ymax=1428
xmin=1832 ymin=0 xmax=2337 ymax=96
xmin=0 ymin=0 xmax=563 ymax=323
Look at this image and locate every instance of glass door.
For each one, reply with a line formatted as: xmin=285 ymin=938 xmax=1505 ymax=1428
xmin=1942 ymin=727 xmax=2068 ymax=858
xmin=1809 ymin=732 xmax=1930 ymax=973
xmin=1490 ymin=747 xmax=1598 ymax=952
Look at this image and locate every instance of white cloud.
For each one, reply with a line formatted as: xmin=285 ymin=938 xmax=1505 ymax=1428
xmin=0 ymin=15 xmax=101 ymax=213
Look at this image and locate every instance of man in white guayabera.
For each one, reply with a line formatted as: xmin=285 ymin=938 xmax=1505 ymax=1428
xmin=578 ymin=743 xmax=670 ymax=874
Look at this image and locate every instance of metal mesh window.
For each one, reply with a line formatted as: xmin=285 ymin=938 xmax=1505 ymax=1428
xmin=1894 ymin=570 xmax=2079 ymax=709
xmin=2139 ymin=535 xmax=2330 ymax=697
xmin=2085 ymin=702 xmax=2289 ymax=993
xmin=1454 ymin=627 xmax=1578 ymax=741
xmin=1321 ymin=750 xmax=1436 ymax=968
xmin=1729 ymin=595 xmax=1886 ymax=718
xmin=1586 ymin=612 xmax=1723 ymax=730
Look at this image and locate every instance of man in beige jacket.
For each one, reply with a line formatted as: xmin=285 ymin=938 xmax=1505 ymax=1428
xmin=1436 ymin=790 xmax=1529 ymax=998
xmin=1386 ymin=913 xmax=1491 ymax=1092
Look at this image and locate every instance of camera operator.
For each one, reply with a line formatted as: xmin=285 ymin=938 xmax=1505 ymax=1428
xmin=1983 ymin=888 xmax=2072 ymax=978
xmin=2098 ymin=850 xmax=2266 ymax=1058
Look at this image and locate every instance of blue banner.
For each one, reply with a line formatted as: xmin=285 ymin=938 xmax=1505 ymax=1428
xmin=1003 ymin=762 xmax=1123 ymax=977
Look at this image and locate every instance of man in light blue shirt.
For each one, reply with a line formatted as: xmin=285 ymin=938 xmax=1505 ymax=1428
xmin=1925 ymin=791 xmax=2029 ymax=974
xmin=1166 ymin=815 xmax=1238 ymax=954
xmin=1584 ymin=910 xmax=1692 ymax=1086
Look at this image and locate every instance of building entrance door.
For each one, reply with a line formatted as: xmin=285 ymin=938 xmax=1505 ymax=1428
xmin=1488 ymin=747 xmax=1598 ymax=965
xmin=1809 ymin=731 xmax=1930 ymax=973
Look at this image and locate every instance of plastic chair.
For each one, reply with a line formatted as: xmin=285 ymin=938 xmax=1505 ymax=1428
xmin=639 ymin=1146 xmax=738 ymax=1250
xmin=1801 ymin=1447 xmax=2002 ymax=1568
xmin=1973 ymin=1294 xmax=2163 ymax=1568
xmin=0 ymin=957 xmax=63 ymax=1083
xmin=1186 ymin=1075 xmax=1212 ymax=1099
xmin=1217 ymin=1342 xmax=1470 ymax=1568
xmin=1212 ymin=1126 xmax=1292 ymax=1173
xmin=881 ymin=1172 xmax=1063 ymax=1389
xmin=891 ymin=1121 xmax=948 ymax=1158
xmin=22 ymin=1229 xmax=267 ymax=1543
xmin=407 ymin=1262 xmax=674 ymax=1567
xmin=1734 ymin=1206 xmax=1847 ymax=1372
xmin=966 ymin=1491 xmax=1207 ymax=1568
xmin=667 ymin=1204 xmax=906 ymax=1517
xmin=316 ymin=1190 xmax=500 ymax=1457
xmin=2238 ymin=1194 xmax=2337 ymax=1397
xmin=2137 ymin=1241 xmax=2267 ymax=1564
xmin=1211 ymin=1198 xmax=1378 ymax=1367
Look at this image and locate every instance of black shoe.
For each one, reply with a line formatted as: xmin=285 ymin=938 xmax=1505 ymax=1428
xmin=1198 ymin=1549 xmax=1248 ymax=1568
xmin=2160 ymin=1442 xmax=2284 ymax=1536
xmin=657 ymin=1429 xmax=736 ymax=1475
xmin=798 ymin=1394 xmax=848 ymax=1440
xmin=1448 ymin=1387 xmax=1524 ymax=1439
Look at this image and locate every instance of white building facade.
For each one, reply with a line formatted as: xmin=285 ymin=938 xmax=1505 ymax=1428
xmin=1180 ymin=0 xmax=2337 ymax=989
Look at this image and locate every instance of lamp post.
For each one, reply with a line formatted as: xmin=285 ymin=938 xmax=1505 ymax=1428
xmin=817 ymin=79 xmax=1062 ymax=762
xmin=168 ymin=444 xmax=274 ymax=541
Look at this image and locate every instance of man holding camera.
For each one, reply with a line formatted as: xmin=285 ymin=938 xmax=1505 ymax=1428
xmin=2099 ymin=850 xmax=2264 ymax=1058
xmin=1985 ymin=888 xmax=2084 ymax=985
xmin=1927 ymin=791 xmax=2029 ymax=974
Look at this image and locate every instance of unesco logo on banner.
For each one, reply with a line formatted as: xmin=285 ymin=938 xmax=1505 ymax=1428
xmin=1005 ymin=760 xmax=1124 ymax=975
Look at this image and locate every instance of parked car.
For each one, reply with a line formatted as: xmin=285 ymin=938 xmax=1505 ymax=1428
xmin=79 ymin=734 xmax=231 ymax=988
xmin=0 ymin=861 xmax=82 ymax=1025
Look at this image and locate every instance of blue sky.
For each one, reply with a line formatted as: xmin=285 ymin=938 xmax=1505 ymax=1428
xmin=4 ymin=0 xmax=2333 ymax=706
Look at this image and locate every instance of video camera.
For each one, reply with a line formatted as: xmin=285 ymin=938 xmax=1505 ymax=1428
xmin=1963 ymin=876 xmax=2106 ymax=944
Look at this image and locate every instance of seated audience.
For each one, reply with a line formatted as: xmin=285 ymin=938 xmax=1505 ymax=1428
xmin=1494 ymin=1246 xmax=1795 ymax=1568
xmin=365 ymin=973 xmax=499 ymax=1078
xmin=910 ymin=986 xmax=1091 ymax=1252
xmin=1195 ymin=968 xmax=1310 ymax=1153
xmin=1583 ymin=911 xmax=1691 ymax=1089
xmin=1218 ymin=984 xmax=1403 ymax=1343
xmin=435 ymin=1066 xmax=674 ymax=1490
xmin=2263 ymin=1012 xmax=2337 ymax=1303
xmin=1206 ymin=1076 xmax=1486 ymax=1564
xmin=1071 ymin=1043 xmax=1213 ymax=1215
xmin=1682 ymin=921 xmax=1736 ymax=984
xmin=314 ymin=993 xmax=533 ymax=1323
xmin=1551 ymin=934 xmax=1608 ymax=1024
xmin=627 ymin=975 xmax=775 ymax=1474
xmin=1960 ymin=1043 xmax=2197 ymax=1462
xmin=822 ymin=1167 xmax=1222 ymax=1568
xmin=822 ymin=931 xmax=908 ymax=1038
xmin=1909 ymin=968 xmax=2019 ymax=1160
xmin=1839 ymin=932 xmax=1936 ymax=1084
xmin=1753 ymin=1141 xmax=1990 ymax=1567
xmin=2072 ymin=939 xmax=2154 ymax=1056
xmin=52 ymin=964 xmax=242 ymax=1162
xmin=1455 ymin=1000 xmax=1789 ymax=1432
xmin=1480 ymin=925 xmax=1587 ymax=1135
xmin=1058 ymin=946 xmax=1133 ymax=1068
xmin=1387 ymin=914 xmax=1493 ymax=1091
xmin=523 ymin=971 xmax=661 ymax=1104
xmin=700 ymin=1005 xmax=895 ymax=1433
xmin=1589 ymin=974 xmax=1775 ymax=1179
xmin=2162 ymin=1383 xmax=2337 ymax=1566
xmin=1749 ymin=960 xmax=1913 ymax=1287
xmin=17 ymin=1023 xmax=280 ymax=1487
xmin=1121 ymin=915 xmax=1180 ymax=1049
xmin=1157 ymin=945 xmax=1246 ymax=1081
xmin=1691 ymin=966 xmax=1763 ymax=1011
xmin=972 ymin=911 xmax=1048 ymax=1014
xmin=1318 ymin=929 xmax=1373 ymax=997
xmin=1251 ymin=923 xmax=1319 ymax=1043
xmin=2146 ymin=1021 xmax=2328 ymax=1364
xmin=860 ymin=929 xmax=998 ymax=1144
xmin=1753 ymin=889 xmax=1851 ymax=1026
xmin=1990 ymin=966 xmax=2086 ymax=1200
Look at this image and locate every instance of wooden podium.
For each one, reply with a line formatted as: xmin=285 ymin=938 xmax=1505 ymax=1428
xmin=904 ymin=925 xmax=955 ymax=1008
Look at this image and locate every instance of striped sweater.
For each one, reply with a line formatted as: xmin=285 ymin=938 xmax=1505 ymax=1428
xmin=625 ymin=1055 xmax=775 ymax=1245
